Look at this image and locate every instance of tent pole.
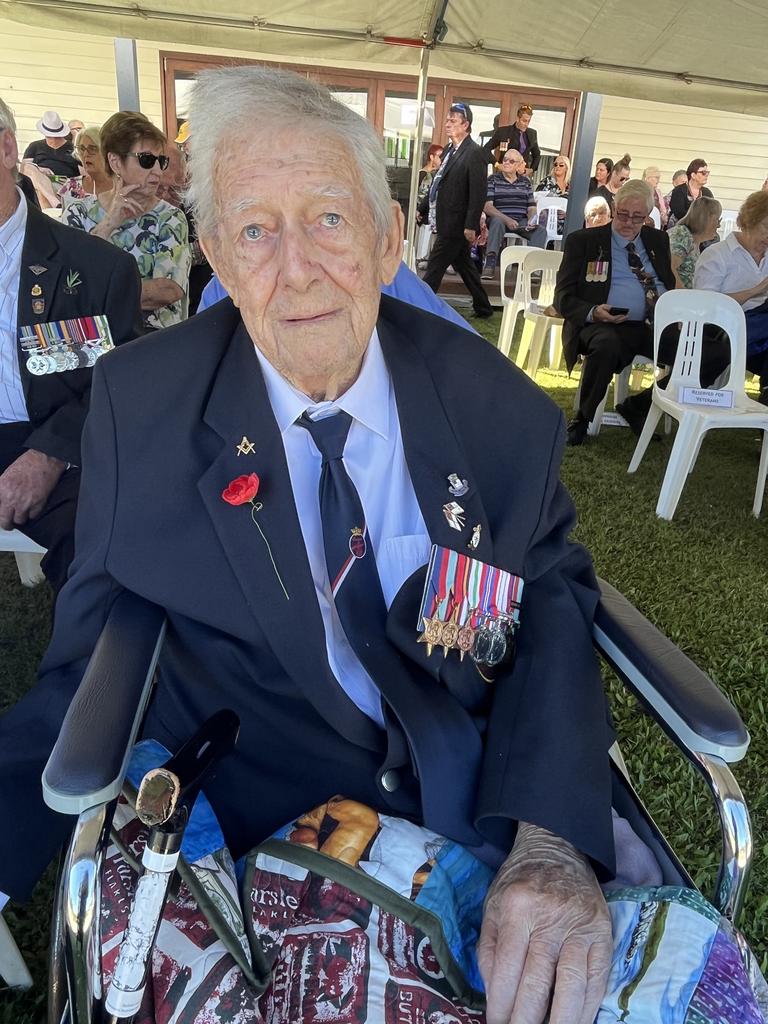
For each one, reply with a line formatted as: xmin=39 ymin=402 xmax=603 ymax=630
xmin=563 ymin=91 xmax=602 ymax=239
xmin=114 ymin=37 xmax=140 ymax=111
xmin=404 ymin=44 xmax=430 ymax=271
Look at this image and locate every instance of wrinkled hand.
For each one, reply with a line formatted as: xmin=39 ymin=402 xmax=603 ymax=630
xmin=593 ymin=303 xmax=628 ymax=324
xmin=505 ymin=217 xmax=519 ymax=230
xmin=0 ymin=449 xmax=66 ymax=529
xmin=104 ymin=182 xmax=145 ymax=227
xmin=464 ymin=228 xmax=477 ymax=244
xmin=477 ymin=823 xmax=612 ymax=1024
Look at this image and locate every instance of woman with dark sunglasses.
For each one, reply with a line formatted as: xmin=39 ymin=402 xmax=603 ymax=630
xmin=64 ymin=111 xmax=190 ymax=331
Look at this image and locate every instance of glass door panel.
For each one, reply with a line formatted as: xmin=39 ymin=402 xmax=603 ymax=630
xmin=383 ymin=91 xmax=436 ymax=220
xmin=530 ymin=106 xmax=567 ymax=184
xmin=327 ymin=88 xmax=369 ymax=122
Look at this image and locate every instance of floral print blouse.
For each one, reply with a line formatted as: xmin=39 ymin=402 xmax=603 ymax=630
xmin=667 ymin=224 xmax=699 ymax=289
xmin=64 ymin=195 xmax=191 ymax=330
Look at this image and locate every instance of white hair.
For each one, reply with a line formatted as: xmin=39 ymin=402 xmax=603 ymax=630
xmin=186 ymin=65 xmax=393 ymax=242
xmin=584 ymin=196 xmax=610 ymax=218
xmin=0 ymin=97 xmax=17 ymax=134
xmin=614 ymin=179 xmax=654 ymax=214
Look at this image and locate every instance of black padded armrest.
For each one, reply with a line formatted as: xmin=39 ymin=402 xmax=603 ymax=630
xmin=43 ymin=591 xmax=166 ymax=815
xmin=594 ymin=578 xmax=749 ymax=761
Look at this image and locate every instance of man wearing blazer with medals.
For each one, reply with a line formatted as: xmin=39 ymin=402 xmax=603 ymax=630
xmin=0 ymin=97 xmax=141 ymax=590
xmin=419 ymin=102 xmax=494 ymax=319
xmin=555 ymin=179 xmax=728 ymax=446
xmin=0 ymin=70 xmax=616 ymax=1022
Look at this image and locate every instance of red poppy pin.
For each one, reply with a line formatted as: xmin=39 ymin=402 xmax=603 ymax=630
xmin=221 ymin=473 xmax=289 ymax=600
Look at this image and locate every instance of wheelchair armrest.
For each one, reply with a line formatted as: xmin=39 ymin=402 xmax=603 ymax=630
xmin=593 ymin=578 xmax=749 ymax=762
xmin=42 ymin=591 xmax=167 ymax=815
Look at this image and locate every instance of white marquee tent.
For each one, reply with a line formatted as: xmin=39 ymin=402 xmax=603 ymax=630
xmin=3 ymin=0 xmax=768 ymax=113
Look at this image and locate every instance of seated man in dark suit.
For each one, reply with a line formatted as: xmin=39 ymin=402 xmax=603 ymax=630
xmin=0 ymin=69 xmax=617 ymax=1022
xmin=0 ymin=96 xmax=142 ymax=591
xmin=555 ymin=180 xmax=729 ymax=446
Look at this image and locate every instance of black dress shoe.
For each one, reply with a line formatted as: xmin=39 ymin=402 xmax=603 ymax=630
xmin=566 ymin=417 xmax=588 ymax=446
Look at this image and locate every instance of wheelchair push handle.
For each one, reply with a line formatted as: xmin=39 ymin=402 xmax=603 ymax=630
xmin=104 ymin=710 xmax=240 ymax=1022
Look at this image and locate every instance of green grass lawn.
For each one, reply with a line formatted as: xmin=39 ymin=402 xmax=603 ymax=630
xmin=1 ymin=310 xmax=767 ymax=1019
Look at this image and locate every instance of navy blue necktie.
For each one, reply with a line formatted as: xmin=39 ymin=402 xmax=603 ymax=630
xmin=299 ymin=412 xmax=390 ymax=675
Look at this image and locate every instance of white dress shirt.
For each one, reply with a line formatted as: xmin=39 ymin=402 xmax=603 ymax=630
xmin=254 ymin=331 xmax=431 ymax=727
xmin=694 ymin=233 xmax=768 ymax=312
xmin=0 ymin=188 xmax=29 ymax=423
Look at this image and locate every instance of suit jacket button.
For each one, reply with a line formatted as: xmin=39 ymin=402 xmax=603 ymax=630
xmin=380 ymin=769 xmax=400 ymax=793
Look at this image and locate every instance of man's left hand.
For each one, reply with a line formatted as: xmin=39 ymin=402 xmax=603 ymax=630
xmin=0 ymin=449 xmax=67 ymax=529
xmin=477 ymin=822 xmax=612 ymax=1024
xmin=464 ymin=228 xmax=477 ymax=244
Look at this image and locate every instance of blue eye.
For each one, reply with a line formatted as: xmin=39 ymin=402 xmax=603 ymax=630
xmin=322 ymin=213 xmax=342 ymax=227
xmin=243 ymin=225 xmax=263 ymax=241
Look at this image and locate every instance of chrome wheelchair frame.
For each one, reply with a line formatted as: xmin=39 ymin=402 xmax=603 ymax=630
xmin=41 ymin=579 xmax=752 ymax=1024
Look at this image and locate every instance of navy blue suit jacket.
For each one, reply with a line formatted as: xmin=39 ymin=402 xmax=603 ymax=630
xmin=15 ymin=201 xmax=142 ymax=465
xmin=0 ymin=296 xmax=615 ymax=900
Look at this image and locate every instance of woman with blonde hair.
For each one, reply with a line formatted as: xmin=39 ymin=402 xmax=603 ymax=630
xmin=667 ymin=196 xmax=722 ymax=288
xmin=536 ymin=153 xmax=570 ymax=196
xmin=594 ymin=153 xmax=631 ymax=212
xmin=694 ymin=190 xmax=768 ymax=402
xmin=58 ymin=125 xmax=112 ymax=208
xmin=642 ymin=166 xmax=668 ymax=227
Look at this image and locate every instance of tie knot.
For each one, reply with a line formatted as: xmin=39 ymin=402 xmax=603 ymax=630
xmin=299 ymin=410 xmax=352 ymax=463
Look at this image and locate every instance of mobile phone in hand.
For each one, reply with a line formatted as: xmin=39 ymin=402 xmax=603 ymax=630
xmin=608 ymin=306 xmax=629 ymax=316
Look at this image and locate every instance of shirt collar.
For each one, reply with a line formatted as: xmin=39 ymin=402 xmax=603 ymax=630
xmin=0 ymin=188 xmax=27 ymax=258
xmin=612 ymin=224 xmax=642 ymax=249
xmin=253 ymin=327 xmax=391 ymax=441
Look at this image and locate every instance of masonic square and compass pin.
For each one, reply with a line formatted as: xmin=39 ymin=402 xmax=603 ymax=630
xmin=417 ymin=544 xmax=524 ymax=670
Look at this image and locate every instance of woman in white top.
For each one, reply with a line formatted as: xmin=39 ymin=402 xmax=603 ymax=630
xmin=693 ymin=190 xmax=768 ymax=402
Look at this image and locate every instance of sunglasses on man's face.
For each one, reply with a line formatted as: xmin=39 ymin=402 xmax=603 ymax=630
xmin=128 ymin=151 xmax=170 ymax=171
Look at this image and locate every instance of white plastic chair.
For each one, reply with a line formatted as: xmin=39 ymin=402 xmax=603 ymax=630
xmin=0 ymin=528 xmax=46 ymax=586
xmin=497 ymin=246 xmax=543 ymax=359
xmin=628 ymin=290 xmax=768 ymax=519
xmin=649 ymin=207 xmax=661 ymax=229
xmin=718 ymin=210 xmax=738 ymax=240
xmin=503 ymin=231 xmax=528 ymax=249
xmin=515 ymin=249 xmax=564 ymax=377
xmin=534 ymin=195 xmax=568 ymax=250
xmin=0 ymin=916 xmax=32 ymax=989
xmin=573 ymin=356 xmax=653 ymax=436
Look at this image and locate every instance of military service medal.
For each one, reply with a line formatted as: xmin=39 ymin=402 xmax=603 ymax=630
xmin=417 ymin=545 xmax=524 ymax=671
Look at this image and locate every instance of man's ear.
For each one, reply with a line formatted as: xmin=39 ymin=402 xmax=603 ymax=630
xmin=379 ymin=201 xmax=405 ymax=287
xmin=0 ymin=129 xmax=18 ymax=171
xmin=200 ymin=235 xmax=240 ymax=308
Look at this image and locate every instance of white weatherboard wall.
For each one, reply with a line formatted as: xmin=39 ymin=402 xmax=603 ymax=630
xmin=0 ymin=21 xmax=163 ymax=149
xmin=593 ymin=95 xmax=768 ymax=214
xmin=2 ymin=19 xmax=768 ymax=214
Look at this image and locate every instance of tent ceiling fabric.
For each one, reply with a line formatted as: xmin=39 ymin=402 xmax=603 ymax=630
xmin=4 ymin=0 xmax=768 ymax=114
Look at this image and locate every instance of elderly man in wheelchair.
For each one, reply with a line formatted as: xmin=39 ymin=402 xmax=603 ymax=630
xmin=0 ymin=67 xmax=765 ymax=1024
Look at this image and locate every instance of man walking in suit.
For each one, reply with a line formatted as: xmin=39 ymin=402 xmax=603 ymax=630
xmin=555 ymin=180 xmax=729 ymax=446
xmin=482 ymin=104 xmax=541 ymax=178
xmin=0 ymin=68 xmax=615 ymax=1022
xmin=0 ymin=96 xmax=142 ymax=590
xmin=419 ymin=103 xmax=494 ymax=319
